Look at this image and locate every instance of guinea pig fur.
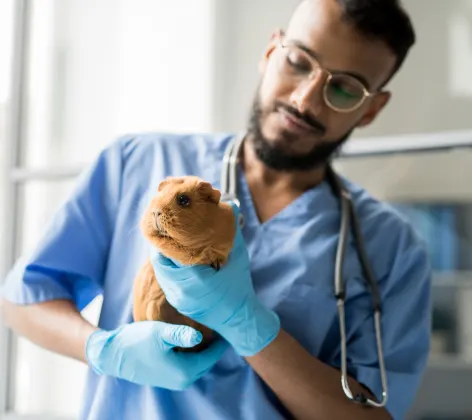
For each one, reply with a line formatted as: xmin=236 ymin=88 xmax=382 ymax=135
xmin=132 ymin=176 xmax=236 ymax=352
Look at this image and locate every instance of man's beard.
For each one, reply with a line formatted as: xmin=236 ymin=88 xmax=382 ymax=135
xmin=246 ymin=91 xmax=353 ymax=172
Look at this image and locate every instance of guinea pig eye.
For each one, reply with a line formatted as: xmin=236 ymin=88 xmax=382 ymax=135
xmin=177 ymin=194 xmax=191 ymax=207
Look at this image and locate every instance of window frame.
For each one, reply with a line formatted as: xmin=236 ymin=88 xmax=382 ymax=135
xmin=0 ymin=1 xmax=82 ymax=419
xmin=1 ymin=0 xmax=28 ymax=416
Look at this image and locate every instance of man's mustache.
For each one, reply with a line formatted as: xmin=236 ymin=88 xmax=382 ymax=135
xmin=274 ymin=101 xmax=326 ymax=135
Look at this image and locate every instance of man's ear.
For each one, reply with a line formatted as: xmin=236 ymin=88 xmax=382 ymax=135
xmin=357 ymin=91 xmax=391 ymax=128
xmin=197 ymin=181 xmax=221 ymax=204
xmin=258 ymin=28 xmax=284 ymax=74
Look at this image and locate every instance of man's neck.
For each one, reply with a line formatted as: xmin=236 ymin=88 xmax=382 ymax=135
xmin=241 ymin=137 xmax=327 ymax=194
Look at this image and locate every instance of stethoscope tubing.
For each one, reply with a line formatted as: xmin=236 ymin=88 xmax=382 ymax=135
xmin=219 ymin=132 xmax=388 ymax=408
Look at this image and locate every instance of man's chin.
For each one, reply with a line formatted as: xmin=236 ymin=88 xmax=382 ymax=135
xmin=248 ymin=126 xmax=348 ymax=172
xmin=257 ymin=125 xmax=323 ymax=156
xmin=245 ymin=94 xmax=348 ymax=171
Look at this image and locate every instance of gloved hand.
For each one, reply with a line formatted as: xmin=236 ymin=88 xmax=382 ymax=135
xmin=85 ymin=320 xmax=229 ymax=390
xmin=150 ymin=203 xmax=280 ymax=357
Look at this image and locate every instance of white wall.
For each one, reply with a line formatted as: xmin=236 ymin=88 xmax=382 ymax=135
xmin=211 ymin=0 xmax=472 ymax=202
xmin=212 ymin=0 xmax=472 ymax=137
xmin=212 ymin=0 xmax=300 ymax=132
xmin=25 ymin=0 xmax=215 ymax=169
xmin=350 ymin=0 xmax=472 ymax=138
xmin=335 ymin=149 xmax=472 ymax=202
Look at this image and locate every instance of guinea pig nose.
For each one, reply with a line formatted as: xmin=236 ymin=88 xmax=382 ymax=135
xmin=152 ymin=209 xmax=162 ymax=217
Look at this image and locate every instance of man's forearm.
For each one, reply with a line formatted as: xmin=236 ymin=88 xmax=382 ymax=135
xmin=245 ymin=328 xmax=391 ymax=420
xmin=1 ymin=298 xmax=98 ymax=363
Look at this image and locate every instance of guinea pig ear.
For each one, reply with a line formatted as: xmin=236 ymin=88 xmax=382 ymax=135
xmin=157 ymin=179 xmax=170 ymax=192
xmin=157 ymin=177 xmax=184 ymax=192
xmin=197 ymin=181 xmax=221 ymax=204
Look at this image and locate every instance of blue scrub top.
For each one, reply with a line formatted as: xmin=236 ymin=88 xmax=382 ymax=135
xmin=2 ymin=132 xmax=432 ymax=420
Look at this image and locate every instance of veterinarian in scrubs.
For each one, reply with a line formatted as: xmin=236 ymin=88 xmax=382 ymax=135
xmin=1 ymin=1 xmax=431 ymax=419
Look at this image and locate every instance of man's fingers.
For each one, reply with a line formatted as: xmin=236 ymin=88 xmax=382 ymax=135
xmin=180 ymin=338 xmax=230 ymax=376
xmin=157 ymin=323 xmax=203 ymax=349
xmin=199 ymin=337 xmax=230 ymax=360
xmin=150 ymin=249 xmax=176 ymax=268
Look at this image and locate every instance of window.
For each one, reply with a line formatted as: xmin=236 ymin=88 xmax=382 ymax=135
xmin=0 ymin=0 xmax=16 ymax=417
xmin=335 ymin=137 xmax=472 ymax=419
xmin=1 ymin=1 xmax=214 ymax=418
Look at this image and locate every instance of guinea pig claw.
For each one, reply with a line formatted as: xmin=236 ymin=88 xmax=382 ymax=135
xmin=210 ymin=261 xmax=221 ymax=271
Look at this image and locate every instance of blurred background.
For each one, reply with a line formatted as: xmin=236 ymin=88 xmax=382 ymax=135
xmin=1 ymin=0 xmax=472 ymax=419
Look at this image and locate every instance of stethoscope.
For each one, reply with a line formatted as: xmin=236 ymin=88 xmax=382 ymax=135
xmin=220 ymin=132 xmax=388 ymax=408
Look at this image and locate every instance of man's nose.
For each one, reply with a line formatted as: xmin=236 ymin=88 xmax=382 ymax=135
xmin=289 ymin=71 xmax=326 ymax=114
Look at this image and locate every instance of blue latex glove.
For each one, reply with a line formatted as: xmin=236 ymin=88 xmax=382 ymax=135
xmin=151 ymin=203 xmax=280 ymax=357
xmin=85 ymin=320 xmax=229 ymax=390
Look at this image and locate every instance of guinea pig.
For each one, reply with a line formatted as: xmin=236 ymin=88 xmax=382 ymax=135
xmin=132 ymin=176 xmax=237 ymax=352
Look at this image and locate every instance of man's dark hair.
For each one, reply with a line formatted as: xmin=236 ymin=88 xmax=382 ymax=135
xmin=336 ymin=0 xmax=416 ymax=86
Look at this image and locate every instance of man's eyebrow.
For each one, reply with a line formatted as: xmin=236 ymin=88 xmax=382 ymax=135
xmin=288 ymin=39 xmax=372 ymax=90
xmin=337 ymin=70 xmax=371 ymax=91
xmin=291 ymin=40 xmax=322 ymax=61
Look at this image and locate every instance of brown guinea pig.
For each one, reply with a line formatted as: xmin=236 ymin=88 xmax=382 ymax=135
xmin=132 ymin=176 xmax=236 ymax=352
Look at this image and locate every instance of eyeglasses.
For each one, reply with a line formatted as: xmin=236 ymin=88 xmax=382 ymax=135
xmin=273 ymin=39 xmax=377 ymax=113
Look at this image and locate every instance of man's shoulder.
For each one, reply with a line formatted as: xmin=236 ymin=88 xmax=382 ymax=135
xmin=95 ymin=131 xmax=237 ymax=196
xmin=343 ymin=175 xmax=430 ymax=264
xmin=111 ymin=131 xmax=235 ymax=163
xmin=342 ymin=177 xmax=432 ymax=295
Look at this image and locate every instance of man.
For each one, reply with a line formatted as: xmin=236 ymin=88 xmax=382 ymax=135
xmin=1 ymin=0 xmax=431 ymax=419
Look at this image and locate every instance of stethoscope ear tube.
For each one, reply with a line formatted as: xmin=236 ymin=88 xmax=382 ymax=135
xmin=220 ymin=135 xmax=237 ymax=203
xmin=328 ymin=165 xmax=349 ymax=301
xmin=220 ymin=132 xmax=246 ymax=227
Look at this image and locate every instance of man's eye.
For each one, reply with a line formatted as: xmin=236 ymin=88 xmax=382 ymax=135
xmin=177 ymin=194 xmax=191 ymax=207
xmin=286 ymin=52 xmax=311 ymax=72
xmin=330 ymin=81 xmax=362 ymax=99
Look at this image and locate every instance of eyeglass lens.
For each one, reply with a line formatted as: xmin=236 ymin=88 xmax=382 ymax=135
xmin=276 ymin=44 xmax=366 ymax=111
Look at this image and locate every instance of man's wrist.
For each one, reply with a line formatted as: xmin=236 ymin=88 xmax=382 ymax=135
xmin=81 ymin=323 xmax=100 ymax=363
xmin=84 ymin=327 xmax=107 ymax=373
xmin=218 ymin=295 xmax=281 ymax=357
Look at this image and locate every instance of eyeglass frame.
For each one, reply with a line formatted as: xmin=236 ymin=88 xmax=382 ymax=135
xmin=270 ymin=32 xmax=381 ymax=113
